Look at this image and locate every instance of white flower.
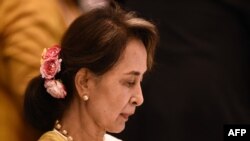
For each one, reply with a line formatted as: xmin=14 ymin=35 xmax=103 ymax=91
xmin=44 ymin=80 xmax=67 ymax=98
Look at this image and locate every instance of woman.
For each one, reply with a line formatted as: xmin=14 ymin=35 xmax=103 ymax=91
xmin=24 ymin=2 xmax=158 ymax=141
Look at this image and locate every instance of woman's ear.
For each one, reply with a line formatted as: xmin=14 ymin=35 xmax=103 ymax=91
xmin=75 ymin=68 xmax=90 ymax=98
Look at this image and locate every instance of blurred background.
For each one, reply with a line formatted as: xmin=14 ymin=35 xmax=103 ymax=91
xmin=115 ymin=0 xmax=250 ymax=141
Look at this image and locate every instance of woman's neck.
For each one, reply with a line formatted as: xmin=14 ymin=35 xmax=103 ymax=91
xmin=59 ymin=97 xmax=106 ymax=141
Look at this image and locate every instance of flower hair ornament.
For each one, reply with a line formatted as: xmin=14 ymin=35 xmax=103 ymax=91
xmin=40 ymin=45 xmax=67 ymax=98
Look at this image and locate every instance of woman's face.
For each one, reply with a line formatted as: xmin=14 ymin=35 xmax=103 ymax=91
xmin=87 ymin=38 xmax=147 ymax=133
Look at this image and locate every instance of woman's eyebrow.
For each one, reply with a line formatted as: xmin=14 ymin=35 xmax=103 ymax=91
xmin=124 ymin=71 xmax=146 ymax=82
xmin=124 ymin=71 xmax=141 ymax=76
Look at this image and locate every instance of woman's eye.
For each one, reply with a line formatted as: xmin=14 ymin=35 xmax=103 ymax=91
xmin=126 ymin=81 xmax=136 ymax=87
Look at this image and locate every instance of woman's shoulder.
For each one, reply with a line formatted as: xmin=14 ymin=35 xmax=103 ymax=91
xmin=38 ymin=130 xmax=66 ymax=141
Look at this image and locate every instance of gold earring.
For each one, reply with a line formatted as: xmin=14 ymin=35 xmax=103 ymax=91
xmin=82 ymin=95 xmax=89 ymax=101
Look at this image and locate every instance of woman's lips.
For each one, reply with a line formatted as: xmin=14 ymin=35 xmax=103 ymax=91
xmin=120 ymin=113 xmax=133 ymax=121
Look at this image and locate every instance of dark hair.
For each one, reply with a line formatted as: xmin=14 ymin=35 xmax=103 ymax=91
xmin=24 ymin=1 xmax=158 ymax=132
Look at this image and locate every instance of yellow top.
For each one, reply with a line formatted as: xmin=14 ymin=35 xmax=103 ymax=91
xmin=39 ymin=130 xmax=66 ymax=141
xmin=38 ymin=130 xmax=122 ymax=141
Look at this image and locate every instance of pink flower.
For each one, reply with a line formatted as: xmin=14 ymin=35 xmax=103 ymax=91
xmin=40 ymin=45 xmax=62 ymax=79
xmin=40 ymin=45 xmax=67 ymax=99
xmin=40 ymin=58 xmax=62 ymax=79
xmin=41 ymin=45 xmax=61 ymax=61
xmin=44 ymin=80 xmax=67 ymax=98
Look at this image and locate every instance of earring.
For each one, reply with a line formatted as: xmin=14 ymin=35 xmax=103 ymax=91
xmin=82 ymin=95 xmax=89 ymax=101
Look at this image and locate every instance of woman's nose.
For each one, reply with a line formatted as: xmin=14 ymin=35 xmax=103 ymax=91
xmin=130 ymin=85 xmax=144 ymax=106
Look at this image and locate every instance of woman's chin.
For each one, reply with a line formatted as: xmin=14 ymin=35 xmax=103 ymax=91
xmin=107 ymin=123 xmax=125 ymax=133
